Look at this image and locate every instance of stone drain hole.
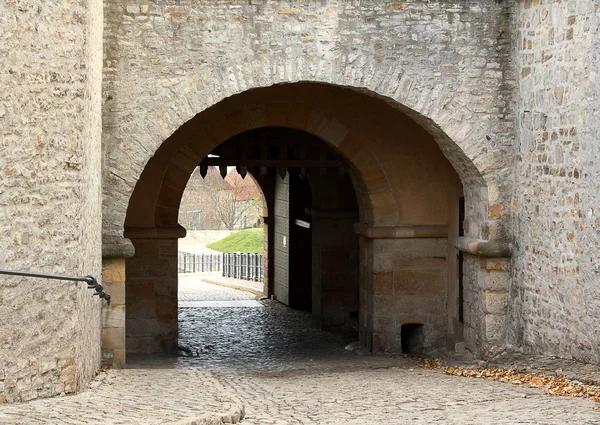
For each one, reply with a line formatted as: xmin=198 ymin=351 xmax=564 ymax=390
xmin=401 ymin=323 xmax=424 ymax=354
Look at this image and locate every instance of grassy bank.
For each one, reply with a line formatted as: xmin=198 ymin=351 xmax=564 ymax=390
xmin=207 ymin=227 xmax=264 ymax=253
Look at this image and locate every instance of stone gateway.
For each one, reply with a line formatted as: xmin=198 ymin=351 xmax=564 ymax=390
xmin=1 ymin=0 xmax=599 ymax=403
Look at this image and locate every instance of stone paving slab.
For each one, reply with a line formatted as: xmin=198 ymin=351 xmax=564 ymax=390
xmin=0 ymin=369 xmax=244 ymax=425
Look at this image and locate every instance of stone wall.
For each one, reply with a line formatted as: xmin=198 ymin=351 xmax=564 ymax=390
xmin=511 ymin=0 xmax=600 ymax=362
xmin=104 ymin=0 xmax=517 ymax=357
xmin=0 ymin=0 xmax=103 ymax=403
xmin=103 ymin=0 xmax=515 ymax=241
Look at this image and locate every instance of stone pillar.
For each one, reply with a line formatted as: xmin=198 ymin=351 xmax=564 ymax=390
xmin=124 ymin=226 xmax=185 ymax=355
xmin=126 ymin=237 xmax=179 ymax=355
xmin=101 ymin=238 xmax=135 ymax=368
xmin=454 ymin=237 xmax=512 ymax=359
xmin=357 ymin=225 xmax=450 ymax=354
xmin=101 ymin=258 xmax=126 ymax=368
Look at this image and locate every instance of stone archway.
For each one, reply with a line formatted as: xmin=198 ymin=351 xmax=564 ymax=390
xmin=101 ymin=82 xmax=511 ymax=367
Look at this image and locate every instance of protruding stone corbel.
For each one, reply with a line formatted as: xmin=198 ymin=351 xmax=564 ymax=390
xmin=454 ymin=237 xmax=512 ymax=257
xmin=102 ymin=235 xmax=136 ymax=259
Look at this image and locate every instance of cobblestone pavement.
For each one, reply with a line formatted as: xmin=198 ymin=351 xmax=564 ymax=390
xmin=1 ymin=283 xmax=598 ymax=424
xmin=175 ymin=297 xmax=599 ymax=424
xmin=0 ymin=369 xmax=243 ymax=425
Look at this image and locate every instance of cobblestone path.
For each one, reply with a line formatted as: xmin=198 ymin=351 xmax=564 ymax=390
xmin=0 ymin=369 xmax=243 ymax=425
xmin=1 ymin=282 xmax=597 ymax=424
xmin=176 ymin=282 xmax=600 ymax=424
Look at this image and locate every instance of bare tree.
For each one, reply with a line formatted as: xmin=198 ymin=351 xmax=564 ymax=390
xmin=207 ymin=170 xmax=262 ymax=230
xmin=178 ymin=167 xmax=262 ymax=231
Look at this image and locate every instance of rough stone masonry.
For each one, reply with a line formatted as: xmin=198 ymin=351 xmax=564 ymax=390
xmin=0 ymin=0 xmax=103 ymax=403
xmin=0 ymin=0 xmax=599 ymax=404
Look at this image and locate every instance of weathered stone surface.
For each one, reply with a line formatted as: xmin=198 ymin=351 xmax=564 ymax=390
xmin=102 ymin=0 xmax=515 ymax=242
xmin=0 ymin=0 xmax=103 ymax=403
xmin=2 ymin=0 xmax=600 ymax=405
xmin=511 ymin=0 xmax=600 ymax=363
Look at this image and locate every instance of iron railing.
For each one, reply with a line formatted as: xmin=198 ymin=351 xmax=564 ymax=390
xmin=0 ymin=269 xmax=110 ymax=303
xmin=177 ymin=253 xmax=222 ymax=273
xmin=222 ymin=252 xmax=263 ymax=282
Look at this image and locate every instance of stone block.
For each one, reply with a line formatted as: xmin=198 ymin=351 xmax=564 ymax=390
xmin=129 ymin=240 xmax=160 ymax=259
xmin=372 ymin=252 xmax=393 ymax=272
xmin=397 ymin=295 xmax=444 ymax=315
xmin=264 ymin=102 xmax=289 ymax=127
xmin=126 ymin=318 xmax=164 ymax=338
xmin=371 ymin=208 xmax=398 ymax=227
xmin=286 ymin=102 xmax=312 ymax=129
xmin=480 ymin=258 xmax=511 ymax=271
xmin=372 ymin=295 xmax=397 ymax=317
xmin=483 ymin=291 xmax=507 ymax=315
xmin=126 ymin=337 xmax=163 ymax=355
xmin=484 ymin=314 xmax=507 ymax=345
xmin=126 ymin=280 xmax=155 ymax=302
xmin=102 ymin=305 xmax=126 ymax=329
xmin=154 ymin=206 xmax=179 ymax=227
xmin=372 ymin=332 xmax=401 ymax=353
xmin=242 ymin=104 xmax=267 ymax=128
xmin=369 ymin=191 xmax=396 ymax=210
xmin=373 ymin=315 xmax=396 ymax=332
xmin=392 ymin=254 xmax=446 ymax=271
xmin=111 ymin=349 xmax=126 ymax=369
xmin=393 ymin=270 xmax=445 ymax=295
xmin=373 ymin=272 xmax=393 ymax=295
xmin=155 ymin=297 xmax=178 ymax=321
xmin=312 ymin=116 xmax=348 ymax=147
xmin=483 ymin=271 xmax=509 ymax=291
xmin=154 ymin=279 xmax=177 ymax=297
xmin=225 ymin=109 xmax=250 ymax=135
xmin=337 ymin=135 xmax=362 ymax=163
xmin=102 ymin=327 xmax=125 ymax=350
xmin=127 ymin=299 xmax=157 ymax=320
xmin=102 ymin=258 xmax=125 ymax=282
xmin=361 ymin=168 xmax=389 ymax=193
xmin=102 ymin=280 xmax=125 ymax=305
xmin=156 ymin=185 xmax=186 ymax=210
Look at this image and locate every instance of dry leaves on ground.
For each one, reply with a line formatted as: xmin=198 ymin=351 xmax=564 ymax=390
xmin=99 ymin=364 xmax=111 ymax=373
xmin=417 ymin=357 xmax=600 ymax=406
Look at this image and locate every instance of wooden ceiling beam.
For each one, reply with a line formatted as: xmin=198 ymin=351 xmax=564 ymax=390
xmin=199 ymin=158 xmax=345 ymax=167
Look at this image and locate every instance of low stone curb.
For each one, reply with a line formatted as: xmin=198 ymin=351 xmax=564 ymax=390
xmin=201 ymin=277 xmax=264 ymax=296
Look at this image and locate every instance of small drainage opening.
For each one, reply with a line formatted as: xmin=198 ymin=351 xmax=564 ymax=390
xmin=401 ymin=323 xmax=424 ymax=354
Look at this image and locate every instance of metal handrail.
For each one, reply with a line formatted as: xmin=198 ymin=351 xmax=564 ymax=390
xmin=0 ymin=269 xmax=111 ymax=303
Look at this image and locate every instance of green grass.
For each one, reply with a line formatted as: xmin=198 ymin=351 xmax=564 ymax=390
xmin=207 ymin=227 xmax=264 ymax=253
